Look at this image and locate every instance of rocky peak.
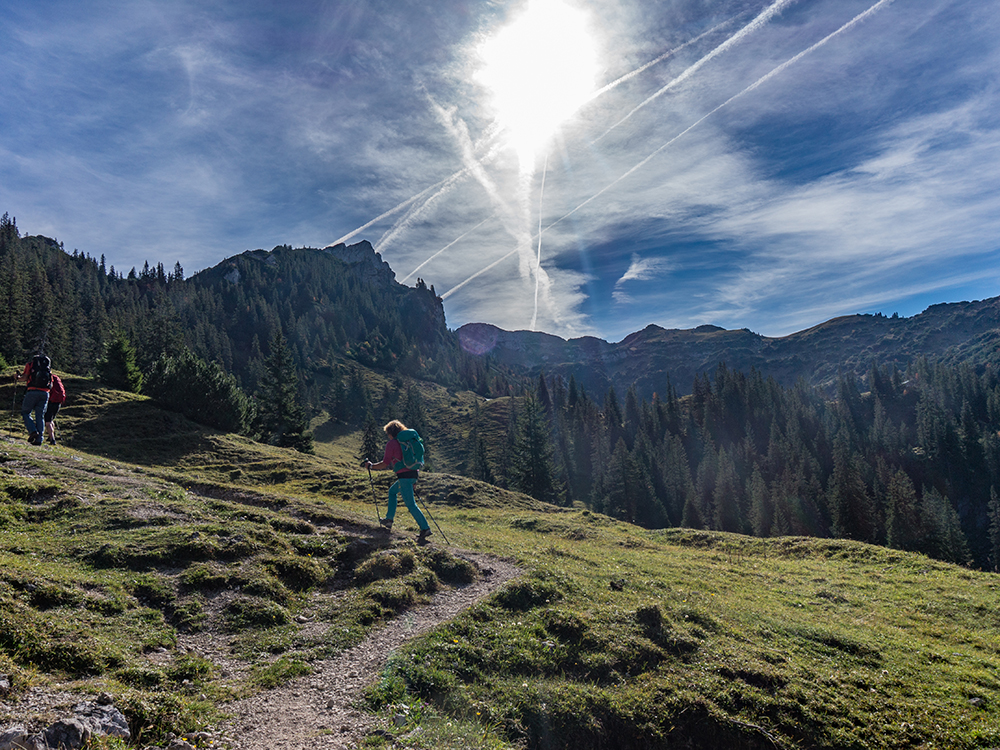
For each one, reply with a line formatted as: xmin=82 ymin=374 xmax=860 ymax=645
xmin=322 ymin=240 xmax=395 ymax=284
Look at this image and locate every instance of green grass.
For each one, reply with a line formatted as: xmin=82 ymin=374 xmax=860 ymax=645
xmin=1 ymin=377 xmax=999 ymax=748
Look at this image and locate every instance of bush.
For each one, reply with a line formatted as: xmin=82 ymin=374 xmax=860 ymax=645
xmin=223 ymin=596 xmax=289 ymax=630
xmin=355 ymin=549 xmax=417 ymax=584
xmin=97 ymin=332 xmax=143 ymax=393
xmin=144 ymin=350 xmax=256 ymax=434
xmin=418 ymin=548 xmax=478 ymax=585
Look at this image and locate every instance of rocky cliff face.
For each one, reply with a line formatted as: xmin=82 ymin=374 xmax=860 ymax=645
xmin=322 ymin=240 xmax=395 ymax=285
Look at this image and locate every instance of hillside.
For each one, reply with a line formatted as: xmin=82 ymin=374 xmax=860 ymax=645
xmin=0 ymin=223 xmax=509 ymax=408
xmin=1 ymin=382 xmax=999 ymax=749
xmin=458 ymin=295 xmax=1000 ymax=397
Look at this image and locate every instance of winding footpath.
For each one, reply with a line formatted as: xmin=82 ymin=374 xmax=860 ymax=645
xmin=217 ymin=552 xmax=522 ymax=750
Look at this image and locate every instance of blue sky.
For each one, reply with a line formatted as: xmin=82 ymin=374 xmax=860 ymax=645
xmin=2 ymin=0 xmax=999 ymax=341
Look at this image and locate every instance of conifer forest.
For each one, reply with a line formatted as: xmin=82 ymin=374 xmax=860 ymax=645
xmin=4 ymin=211 xmax=1000 ymax=572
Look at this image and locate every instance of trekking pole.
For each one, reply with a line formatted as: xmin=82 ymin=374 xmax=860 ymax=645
xmin=415 ymin=490 xmax=450 ymax=545
xmin=365 ymin=464 xmax=383 ymax=523
xmin=7 ymin=374 xmax=18 ymax=441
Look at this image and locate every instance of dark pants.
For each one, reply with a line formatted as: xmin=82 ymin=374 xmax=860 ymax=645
xmin=21 ymin=390 xmax=49 ymax=437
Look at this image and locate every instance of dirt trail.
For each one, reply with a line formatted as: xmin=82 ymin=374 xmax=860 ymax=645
xmin=216 ymin=552 xmax=522 ymax=750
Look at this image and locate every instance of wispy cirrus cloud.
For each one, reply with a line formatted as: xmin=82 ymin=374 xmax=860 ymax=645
xmin=2 ymin=0 xmax=998 ymax=341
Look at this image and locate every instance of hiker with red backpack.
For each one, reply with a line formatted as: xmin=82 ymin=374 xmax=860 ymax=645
xmin=43 ymin=373 xmax=66 ymax=445
xmin=363 ymin=419 xmax=432 ymax=543
xmin=15 ymin=354 xmax=52 ymax=445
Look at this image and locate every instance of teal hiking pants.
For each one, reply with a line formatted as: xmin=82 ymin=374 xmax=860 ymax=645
xmin=386 ymin=477 xmax=429 ymax=531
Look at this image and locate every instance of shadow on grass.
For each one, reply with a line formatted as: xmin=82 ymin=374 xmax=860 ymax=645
xmin=55 ymin=375 xmax=220 ymax=466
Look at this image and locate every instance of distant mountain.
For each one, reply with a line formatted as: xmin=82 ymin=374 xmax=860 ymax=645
xmin=457 ymin=297 xmax=1000 ymax=397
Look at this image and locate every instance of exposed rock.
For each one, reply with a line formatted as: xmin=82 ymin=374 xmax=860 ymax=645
xmin=0 ymin=700 xmax=130 ymax=750
xmin=44 ymin=717 xmax=90 ymax=749
xmin=322 ymin=240 xmax=395 ymax=284
xmin=0 ymin=725 xmax=33 ymax=750
xmin=72 ymin=701 xmax=130 ymax=739
xmin=0 ymin=676 xmax=10 ymax=697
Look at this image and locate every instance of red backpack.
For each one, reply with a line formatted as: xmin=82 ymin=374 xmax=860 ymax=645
xmin=49 ymin=374 xmax=66 ymax=403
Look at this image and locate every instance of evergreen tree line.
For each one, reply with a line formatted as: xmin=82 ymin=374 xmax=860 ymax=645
xmin=477 ymin=361 xmax=1000 ymax=571
xmin=0 ymin=214 xmax=517 ymax=448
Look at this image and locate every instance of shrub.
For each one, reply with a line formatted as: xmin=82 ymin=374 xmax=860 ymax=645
xmin=144 ymin=350 xmax=255 ymax=434
xmin=223 ymin=596 xmax=289 ymax=630
xmin=355 ymin=549 xmax=417 ymax=584
xmin=97 ymin=332 xmax=143 ymax=393
xmin=418 ymin=548 xmax=478 ymax=585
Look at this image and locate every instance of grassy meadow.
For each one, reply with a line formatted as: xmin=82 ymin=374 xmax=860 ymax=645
xmin=0 ymin=375 xmax=998 ymax=749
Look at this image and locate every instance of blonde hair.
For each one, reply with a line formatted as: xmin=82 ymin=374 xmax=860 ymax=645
xmin=383 ymin=419 xmax=406 ymax=438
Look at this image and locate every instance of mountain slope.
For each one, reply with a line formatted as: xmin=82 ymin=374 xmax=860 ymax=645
xmin=1 ymin=383 xmax=999 ymax=749
xmin=458 ymin=296 xmax=1000 ymax=397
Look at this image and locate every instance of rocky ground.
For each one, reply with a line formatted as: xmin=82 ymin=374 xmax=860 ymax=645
xmin=215 ymin=551 xmax=522 ymax=750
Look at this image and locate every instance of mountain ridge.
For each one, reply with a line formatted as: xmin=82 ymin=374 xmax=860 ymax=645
xmin=458 ymin=295 xmax=1000 ymax=397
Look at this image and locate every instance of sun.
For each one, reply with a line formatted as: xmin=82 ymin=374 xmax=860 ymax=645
xmin=476 ymin=0 xmax=598 ymax=172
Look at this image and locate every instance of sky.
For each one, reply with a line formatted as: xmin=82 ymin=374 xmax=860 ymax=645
xmin=2 ymin=0 xmax=1000 ymax=342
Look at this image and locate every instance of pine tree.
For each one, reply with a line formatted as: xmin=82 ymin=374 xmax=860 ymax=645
xmin=402 ymin=385 xmax=426 ymax=436
xmin=886 ymin=469 xmax=920 ymax=551
xmin=359 ymin=412 xmax=380 ymax=465
xmin=510 ymin=394 xmax=558 ymax=503
xmin=469 ymin=430 xmax=496 ymax=485
xmin=98 ymin=332 xmax=144 ymax=393
xmin=713 ymin=447 xmax=743 ymax=532
xmin=256 ymin=332 xmax=314 ymax=453
xmin=920 ymin=487 xmax=970 ymax=565
xmin=987 ymin=487 xmax=1000 ymax=572
xmin=748 ymin=467 xmax=771 ymax=537
xmin=827 ymin=435 xmax=876 ymax=542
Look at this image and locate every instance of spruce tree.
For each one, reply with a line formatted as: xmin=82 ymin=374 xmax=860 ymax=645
xmin=469 ymin=430 xmax=496 ymax=485
xmin=510 ymin=394 xmax=558 ymax=503
xmin=256 ymin=332 xmax=314 ymax=453
xmin=987 ymin=487 xmax=1000 ymax=572
xmin=98 ymin=332 xmax=144 ymax=393
xmin=886 ymin=469 xmax=920 ymax=551
xmin=360 ymin=412 xmax=380 ymax=465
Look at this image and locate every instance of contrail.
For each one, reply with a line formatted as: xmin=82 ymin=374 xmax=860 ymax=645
xmin=328 ymin=173 xmax=461 ymax=247
xmin=588 ymin=13 xmax=742 ymax=102
xmin=446 ymin=0 xmax=895 ymax=299
xmin=376 ymin=101 xmax=508 ymax=256
xmin=441 ymin=246 xmax=520 ymax=300
xmin=595 ymin=0 xmax=797 ymax=142
xmin=530 ymin=154 xmax=549 ymax=330
xmin=399 ymin=215 xmax=495 ymax=284
xmin=332 ymin=16 xmax=734 ymax=253
xmin=374 ymin=167 xmax=469 ymax=254
xmin=334 ymin=15 xmax=738 ymax=258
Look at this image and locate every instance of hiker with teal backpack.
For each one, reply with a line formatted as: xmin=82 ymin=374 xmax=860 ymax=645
xmin=363 ymin=420 xmax=431 ymax=543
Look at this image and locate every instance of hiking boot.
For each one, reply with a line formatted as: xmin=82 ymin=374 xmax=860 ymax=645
xmin=417 ymin=528 xmax=432 ymax=544
xmin=379 ymin=518 xmax=394 ymax=531
xmin=46 ymin=437 xmax=56 ymax=446
xmin=27 ymin=432 xmax=40 ymax=445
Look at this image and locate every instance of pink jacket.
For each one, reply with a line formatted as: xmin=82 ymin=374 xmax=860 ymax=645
xmin=382 ymin=439 xmax=404 ymax=474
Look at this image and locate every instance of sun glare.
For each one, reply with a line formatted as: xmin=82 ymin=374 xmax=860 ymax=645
xmin=476 ymin=0 xmax=598 ymax=172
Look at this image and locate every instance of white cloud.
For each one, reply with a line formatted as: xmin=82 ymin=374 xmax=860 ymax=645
xmin=616 ymin=254 xmax=671 ymax=286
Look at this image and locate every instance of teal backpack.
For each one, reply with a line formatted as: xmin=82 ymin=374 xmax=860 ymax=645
xmin=395 ymin=429 xmax=425 ymax=471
